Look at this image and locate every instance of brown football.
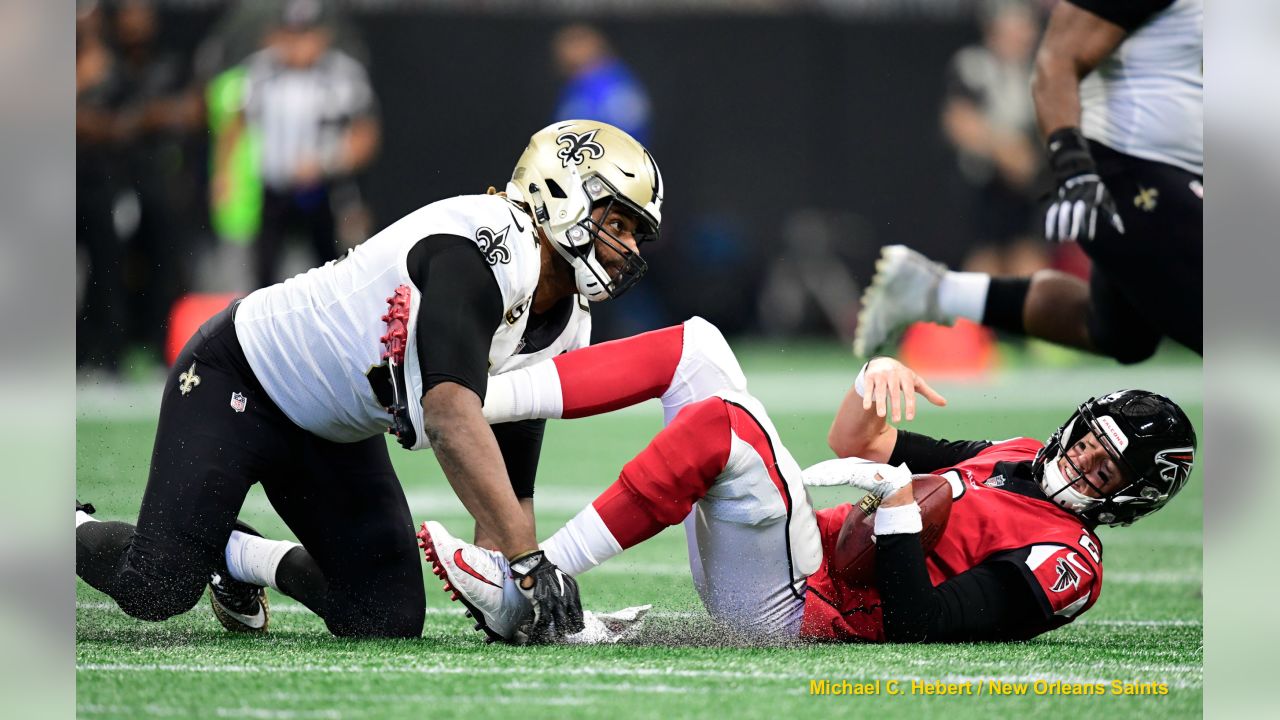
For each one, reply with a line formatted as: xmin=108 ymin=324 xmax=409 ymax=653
xmin=830 ymin=474 xmax=954 ymax=587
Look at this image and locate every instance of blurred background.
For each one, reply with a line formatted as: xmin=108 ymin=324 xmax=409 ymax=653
xmin=75 ymin=0 xmax=1114 ymax=379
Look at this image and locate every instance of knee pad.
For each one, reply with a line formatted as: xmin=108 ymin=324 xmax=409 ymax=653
xmin=663 ymin=317 xmax=748 ymax=424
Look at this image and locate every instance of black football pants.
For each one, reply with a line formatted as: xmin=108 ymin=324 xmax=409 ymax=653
xmin=76 ymin=304 xmax=425 ymax=637
xmin=1083 ymin=142 xmax=1203 ymax=362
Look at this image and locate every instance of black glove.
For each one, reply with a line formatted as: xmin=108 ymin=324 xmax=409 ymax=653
xmin=509 ymin=550 xmax=585 ymax=643
xmin=1044 ymin=127 xmax=1125 ymax=243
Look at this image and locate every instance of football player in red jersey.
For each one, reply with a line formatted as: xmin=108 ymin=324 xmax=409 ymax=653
xmin=420 ymin=318 xmax=1196 ymax=644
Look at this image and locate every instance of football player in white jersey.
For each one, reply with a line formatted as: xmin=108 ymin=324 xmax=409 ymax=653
xmin=76 ymin=120 xmax=664 ymax=642
xmin=855 ymin=0 xmax=1202 ymax=365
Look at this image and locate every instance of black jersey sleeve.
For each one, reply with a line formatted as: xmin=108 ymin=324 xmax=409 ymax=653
xmin=1066 ymin=0 xmax=1175 ymax=32
xmin=407 ymin=235 xmax=504 ymax=401
xmin=491 ymin=419 xmax=547 ymax=499
xmin=876 ymin=534 xmax=1052 ymax=643
xmin=887 ymin=430 xmax=992 ymax=473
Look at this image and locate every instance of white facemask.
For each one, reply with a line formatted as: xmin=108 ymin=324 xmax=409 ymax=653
xmin=1038 ymin=451 xmax=1103 ymax=513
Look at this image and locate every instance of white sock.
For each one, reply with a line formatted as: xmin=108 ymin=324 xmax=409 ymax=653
xmin=76 ymin=511 xmax=98 ymax=528
xmin=540 ymin=504 xmax=623 ymax=577
xmin=483 ymin=360 xmax=563 ymax=424
xmin=225 ymin=531 xmax=299 ymax=590
xmin=937 ymin=271 xmax=991 ymax=323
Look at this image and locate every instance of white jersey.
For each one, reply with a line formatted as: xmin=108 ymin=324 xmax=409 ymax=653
xmin=1079 ymin=0 xmax=1203 ymax=175
xmin=234 ymin=194 xmax=590 ymax=446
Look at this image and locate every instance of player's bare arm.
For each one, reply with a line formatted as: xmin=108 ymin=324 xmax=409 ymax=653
xmin=827 ymin=357 xmax=946 ymax=461
xmin=1031 ymin=2 xmax=1126 ymax=138
xmin=423 ymin=382 xmax=537 ymax=560
xmin=339 ymin=115 xmax=380 ymax=175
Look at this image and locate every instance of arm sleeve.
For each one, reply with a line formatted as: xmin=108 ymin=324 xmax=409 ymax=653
xmin=1066 ymin=0 xmax=1175 ymax=32
xmin=876 ymin=535 xmax=1052 ymax=643
xmin=491 ymin=419 xmax=547 ymax=499
xmin=408 ymin=235 xmax=504 ymax=402
xmin=887 ymin=430 xmax=992 ymax=473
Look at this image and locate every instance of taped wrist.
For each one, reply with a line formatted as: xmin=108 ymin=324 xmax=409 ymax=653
xmin=853 ymin=362 xmax=870 ymax=397
xmin=874 ymin=502 xmax=923 ymax=537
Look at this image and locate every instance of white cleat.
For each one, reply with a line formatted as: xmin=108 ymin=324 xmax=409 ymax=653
xmin=853 ymin=245 xmax=951 ymax=358
xmin=417 ymin=520 xmax=532 ymax=644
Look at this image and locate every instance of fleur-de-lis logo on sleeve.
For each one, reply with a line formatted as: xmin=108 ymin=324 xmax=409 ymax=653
xmin=476 ymin=226 xmax=512 ymax=265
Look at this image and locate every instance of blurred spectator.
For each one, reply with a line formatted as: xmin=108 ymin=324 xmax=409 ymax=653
xmin=551 ymin=22 xmax=660 ymax=339
xmin=758 ymin=210 xmax=871 ymax=342
xmin=212 ymin=0 xmax=380 ymax=289
xmin=552 ymin=23 xmax=652 ymax=145
xmin=110 ymin=0 xmax=206 ymax=364
xmin=76 ymin=1 xmax=127 ymax=373
xmin=940 ymin=0 xmax=1047 ymax=277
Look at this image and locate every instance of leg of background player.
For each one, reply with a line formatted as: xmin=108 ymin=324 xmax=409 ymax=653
xmin=985 ymin=269 xmax=1098 ymax=351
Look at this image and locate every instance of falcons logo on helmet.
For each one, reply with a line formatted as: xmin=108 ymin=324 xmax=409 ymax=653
xmin=1050 ymin=553 xmax=1093 ymax=593
xmin=1154 ymin=447 xmax=1195 ymax=485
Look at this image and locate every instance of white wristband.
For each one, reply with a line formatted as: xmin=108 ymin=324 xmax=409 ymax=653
xmin=853 ymin=362 xmax=870 ymax=397
xmin=873 ymin=502 xmax=922 ymax=536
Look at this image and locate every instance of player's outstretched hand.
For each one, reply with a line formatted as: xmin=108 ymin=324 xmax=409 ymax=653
xmin=862 ymin=357 xmax=946 ymax=422
xmin=509 ymin=550 xmax=585 ymax=644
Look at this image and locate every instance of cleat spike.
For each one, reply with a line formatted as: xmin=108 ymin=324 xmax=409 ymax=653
xmin=464 ymin=610 xmax=473 ymax=618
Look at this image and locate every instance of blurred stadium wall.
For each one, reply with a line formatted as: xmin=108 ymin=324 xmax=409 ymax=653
xmin=114 ymin=0 xmax=990 ymax=345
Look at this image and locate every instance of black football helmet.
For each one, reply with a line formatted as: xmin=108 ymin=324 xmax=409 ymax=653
xmin=1032 ymin=390 xmax=1196 ymax=527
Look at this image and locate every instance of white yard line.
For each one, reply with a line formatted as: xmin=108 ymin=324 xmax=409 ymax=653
xmin=76 ymin=601 xmax=1200 ymax=628
xmin=73 ymin=662 xmax=1202 ymax=689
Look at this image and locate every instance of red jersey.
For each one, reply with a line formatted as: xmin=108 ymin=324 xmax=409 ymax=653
xmin=800 ymin=437 xmax=1104 ymax=642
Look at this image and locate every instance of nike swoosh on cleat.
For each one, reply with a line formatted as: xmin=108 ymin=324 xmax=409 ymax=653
xmin=217 ymin=603 xmax=266 ymax=629
xmin=453 ymin=549 xmax=501 ymax=588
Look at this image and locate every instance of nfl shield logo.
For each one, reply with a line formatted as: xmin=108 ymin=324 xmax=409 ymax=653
xmin=229 ymin=392 xmax=248 ymax=413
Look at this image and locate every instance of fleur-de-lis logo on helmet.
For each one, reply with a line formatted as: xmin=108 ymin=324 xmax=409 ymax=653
xmin=555 ymin=129 xmax=606 ymax=168
xmin=476 ymin=226 xmax=512 ymax=265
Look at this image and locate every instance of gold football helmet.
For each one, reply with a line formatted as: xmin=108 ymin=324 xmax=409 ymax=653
xmin=507 ymin=120 xmax=664 ymax=300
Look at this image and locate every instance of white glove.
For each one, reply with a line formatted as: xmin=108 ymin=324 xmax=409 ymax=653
xmin=802 ymin=457 xmax=913 ymax=499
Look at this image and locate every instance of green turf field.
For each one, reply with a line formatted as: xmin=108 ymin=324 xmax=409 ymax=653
xmin=76 ymin=347 xmax=1202 ymax=719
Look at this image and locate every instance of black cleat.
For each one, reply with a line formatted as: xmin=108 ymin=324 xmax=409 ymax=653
xmin=209 ymin=519 xmax=270 ymax=634
xmin=77 ymin=500 xmax=96 ymax=515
